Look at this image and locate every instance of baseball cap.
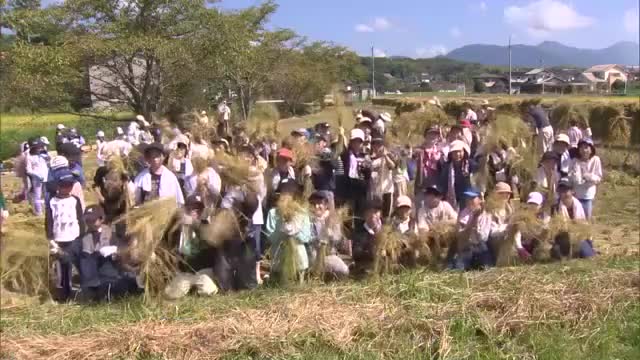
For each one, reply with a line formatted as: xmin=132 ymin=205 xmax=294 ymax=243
xmin=276 ymin=178 xmax=299 ymax=195
xmin=395 ymin=195 xmax=412 ymax=209
xmin=56 ymin=124 xmax=65 ymax=130
xmin=463 ymin=187 xmax=482 ymax=198
xmin=185 ymin=194 xmax=205 ymax=210
xmin=308 ymin=191 xmax=329 ymax=203
xmin=57 ymin=169 xmax=76 ymax=185
xmin=143 ymin=142 xmax=165 ymax=155
xmin=84 ymin=205 xmax=105 ymax=221
xmin=541 ymin=151 xmax=560 ymax=162
xmin=276 ymin=147 xmax=294 ymax=160
xmin=40 ymin=136 xmax=50 ymax=145
xmin=97 ymin=130 xmax=105 ymax=137
xmin=50 ymin=156 xmax=69 ymax=170
xmin=554 ymin=134 xmax=570 ymax=145
xmin=460 ymin=119 xmax=472 ymax=128
xmin=526 ymin=192 xmax=544 ymax=206
xmin=425 ymin=184 xmax=443 ymax=196
xmin=350 ymin=128 xmax=365 ymax=141
xmin=358 ymin=117 xmax=373 ymax=124
xmin=379 ymin=112 xmax=392 ymax=122
xmin=557 ymin=178 xmax=573 ymax=191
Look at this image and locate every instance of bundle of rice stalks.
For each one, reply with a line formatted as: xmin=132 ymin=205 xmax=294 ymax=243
xmin=425 ymin=222 xmax=458 ymax=264
xmin=373 ymin=225 xmax=403 ymax=275
xmin=275 ymin=236 xmax=303 ymax=286
xmin=0 ymin=227 xmax=49 ymax=302
xmin=247 ymin=103 xmax=281 ymax=140
xmin=199 ymin=208 xmax=242 ymax=247
xmin=389 ymin=108 xmax=450 ymax=147
xmin=589 ymin=105 xmax=623 ymax=141
xmin=484 ymin=115 xmax=533 ymax=151
xmin=546 ymin=216 xmax=593 ymax=258
xmin=212 ymin=153 xmax=252 ymax=189
xmin=332 ymin=87 xmax=352 ymax=128
xmin=550 ymin=101 xmax=589 ymax=129
xmin=605 ymin=116 xmax=632 ymax=145
xmin=276 ymin=195 xmax=307 ymax=223
xmin=113 ymin=197 xmax=180 ymax=301
xmin=494 ymin=207 xmax=545 ymax=267
xmin=292 ymin=142 xmax=315 ymax=169
xmin=191 ymin=155 xmax=209 ymax=175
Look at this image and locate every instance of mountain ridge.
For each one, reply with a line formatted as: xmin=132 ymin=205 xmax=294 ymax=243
xmin=445 ymin=41 xmax=639 ymax=67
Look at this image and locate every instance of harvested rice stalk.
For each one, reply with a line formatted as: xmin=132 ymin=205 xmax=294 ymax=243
xmin=0 ymin=228 xmax=49 ymax=301
xmin=213 ymin=153 xmax=252 ymax=189
xmin=426 ymin=222 xmax=457 ymax=265
xmin=547 ymin=216 xmax=593 ymax=258
xmin=112 ymin=197 xmax=180 ymax=301
xmin=275 ymin=237 xmax=302 ymax=286
xmin=484 ymin=115 xmax=533 ymax=151
xmin=310 ymin=242 xmax=328 ymax=278
xmin=276 ymin=196 xmax=307 ymax=223
xmin=373 ymin=225 xmax=403 ymax=275
xmin=199 ymin=208 xmax=242 ymax=247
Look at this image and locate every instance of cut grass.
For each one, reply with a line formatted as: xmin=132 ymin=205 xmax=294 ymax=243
xmin=1 ymin=257 xmax=638 ymax=359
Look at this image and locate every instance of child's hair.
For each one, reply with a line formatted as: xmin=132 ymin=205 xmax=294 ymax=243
xmin=568 ymin=119 xmax=578 ymax=127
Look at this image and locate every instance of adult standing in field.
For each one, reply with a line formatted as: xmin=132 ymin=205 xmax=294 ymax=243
xmin=527 ymin=105 xmax=554 ymax=155
xmin=217 ymin=100 xmax=231 ymax=139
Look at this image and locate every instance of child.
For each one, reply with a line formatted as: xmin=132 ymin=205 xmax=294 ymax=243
xmin=391 ymin=195 xmax=417 ymax=236
xmin=25 ymin=137 xmax=49 ymax=216
xmin=569 ymin=139 xmax=602 ymax=220
xmin=567 ymin=119 xmax=583 ymax=148
xmin=168 ymin=137 xmax=193 ymax=194
xmin=134 ymin=143 xmax=185 ymax=206
xmin=369 ymin=137 xmax=396 ymax=219
xmin=351 ymin=199 xmax=383 ymax=271
xmin=265 ymin=179 xmax=312 ymax=281
xmin=533 ymin=151 xmax=561 ymax=192
xmin=439 ymin=140 xmax=477 ymax=209
xmin=308 ymin=191 xmax=349 ymax=278
xmin=513 ymin=192 xmax=551 ymax=260
xmin=449 ymin=188 xmax=493 ymax=270
xmin=551 ymin=180 xmax=596 ymax=259
xmin=552 ymin=134 xmax=572 ymax=177
xmin=164 ymin=195 xmax=219 ymax=300
xmin=267 ymin=148 xmax=297 ymax=198
xmin=96 ymin=130 xmax=106 ymax=167
xmin=416 ymin=185 xmax=458 ymax=233
xmin=46 ymin=170 xmax=84 ymax=301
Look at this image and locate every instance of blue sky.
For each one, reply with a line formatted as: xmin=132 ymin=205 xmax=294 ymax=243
xmin=219 ymin=0 xmax=639 ymax=57
xmin=39 ymin=0 xmax=639 ymax=57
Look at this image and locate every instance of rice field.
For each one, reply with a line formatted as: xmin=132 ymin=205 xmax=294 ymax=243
xmin=1 ymin=105 xmax=639 ymax=359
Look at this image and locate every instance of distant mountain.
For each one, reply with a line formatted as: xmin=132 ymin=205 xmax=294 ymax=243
xmin=446 ymin=41 xmax=640 ymax=67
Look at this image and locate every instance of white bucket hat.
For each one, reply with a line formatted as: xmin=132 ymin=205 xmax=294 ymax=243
xmin=395 ymin=195 xmax=412 ymax=209
xmin=527 ymin=192 xmax=544 ymax=206
xmin=96 ymin=130 xmax=105 ymax=137
xmin=379 ymin=112 xmax=392 ymax=123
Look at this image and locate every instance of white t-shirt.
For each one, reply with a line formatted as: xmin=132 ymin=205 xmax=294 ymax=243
xmin=369 ymin=156 xmax=394 ymax=195
xmin=417 ymin=200 xmax=458 ymax=231
xmin=48 ymin=196 xmax=81 ymax=242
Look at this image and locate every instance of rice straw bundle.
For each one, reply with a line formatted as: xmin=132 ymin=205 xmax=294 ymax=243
xmin=425 ymin=222 xmax=458 ymax=265
xmin=0 ymin=228 xmax=49 ymax=302
xmin=310 ymin=242 xmax=328 ymax=278
xmin=373 ymin=225 xmax=403 ymax=275
xmin=113 ymin=197 xmax=180 ymax=301
xmin=332 ymin=87 xmax=351 ymax=129
xmin=389 ymin=108 xmax=450 ymax=147
xmin=199 ymin=208 xmax=241 ymax=247
xmin=212 ymin=153 xmax=252 ymax=189
xmin=546 ymin=216 xmax=593 ymax=258
xmin=275 ymin=237 xmax=303 ymax=286
xmin=484 ymin=115 xmax=532 ymax=151
xmin=276 ymin=195 xmax=307 ymax=223
xmin=246 ymin=103 xmax=281 ymax=140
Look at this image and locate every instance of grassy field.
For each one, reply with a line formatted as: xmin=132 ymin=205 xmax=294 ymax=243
xmin=1 ymin=105 xmax=639 ymax=359
xmin=0 ymin=112 xmax=132 ymax=160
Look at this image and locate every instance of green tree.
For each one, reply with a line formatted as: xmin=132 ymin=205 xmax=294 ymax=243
xmin=611 ymin=79 xmax=626 ymax=92
xmin=474 ymin=79 xmax=486 ymax=93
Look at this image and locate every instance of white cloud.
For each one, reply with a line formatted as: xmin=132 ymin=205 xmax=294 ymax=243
xmin=354 ymin=17 xmax=392 ymax=33
xmin=624 ymin=8 xmax=639 ymax=34
xmin=450 ymin=26 xmax=462 ymax=38
xmin=373 ymin=48 xmax=387 ymax=57
xmin=480 ymin=1 xmax=487 ymax=12
xmin=416 ymin=45 xmax=447 ymax=58
xmin=504 ymin=0 xmax=594 ymax=37
xmin=355 ymin=24 xmax=374 ymax=33
xmin=373 ymin=17 xmax=391 ymax=31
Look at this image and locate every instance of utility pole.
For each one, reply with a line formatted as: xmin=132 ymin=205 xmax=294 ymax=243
xmin=508 ymin=35 xmax=512 ymax=96
xmin=540 ymin=58 xmax=545 ymax=95
xmin=371 ymin=45 xmax=376 ymax=99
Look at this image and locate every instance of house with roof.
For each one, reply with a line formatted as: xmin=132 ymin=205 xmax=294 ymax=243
xmin=582 ymin=64 xmax=628 ymax=92
xmin=472 ymin=73 xmax=509 ymax=93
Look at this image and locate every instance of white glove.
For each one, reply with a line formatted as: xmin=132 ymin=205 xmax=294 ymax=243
xmin=283 ymin=223 xmax=298 ymax=236
xmin=99 ymin=245 xmax=118 ymax=257
xmin=49 ymin=240 xmax=60 ymax=255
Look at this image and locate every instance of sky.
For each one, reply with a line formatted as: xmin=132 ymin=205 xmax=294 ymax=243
xmin=218 ymin=0 xmax=639 ymax=58
xmin=39 ymin=0 xmax=640 ymax=58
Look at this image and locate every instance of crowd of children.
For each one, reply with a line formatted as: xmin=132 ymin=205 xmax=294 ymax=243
xmin=10 ymin=102 xmax=602 ymax=302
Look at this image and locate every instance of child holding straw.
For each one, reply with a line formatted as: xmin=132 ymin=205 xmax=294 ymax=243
xmin=569 ymin=139 xmax=602 ymax=220
xmin=308 ymin=191 xmax=349 ymax=278
xmin=351 ymin=199 xmax=383 ymax=272
xmin=134 ymin=143 xmax=185 ymax=206
xmin=551 ymin=179 xmax=596 ymax=259
xmin=265 ymin=179 xmax=312 ymax=282
xmin=449 ymin=188 xmax=493 ymax=270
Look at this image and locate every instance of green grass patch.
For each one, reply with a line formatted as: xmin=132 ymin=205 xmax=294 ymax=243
xmin=0 ymin=112 xmax=132 ymax=160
